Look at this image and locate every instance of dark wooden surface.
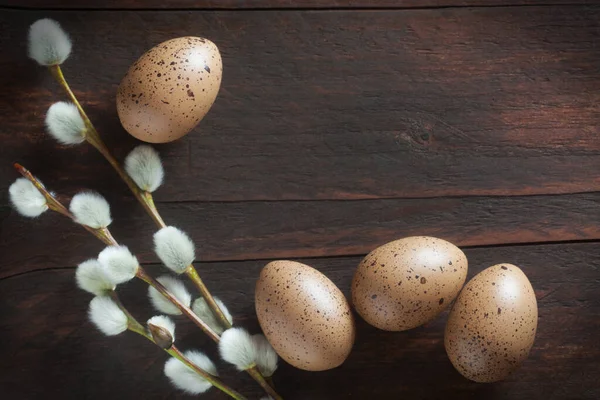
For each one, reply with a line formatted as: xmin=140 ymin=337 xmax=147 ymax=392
xmin=0 ymin=3 xmax=599 ymax=400
xmin=2 ymin=0 xmax=598 ymax=10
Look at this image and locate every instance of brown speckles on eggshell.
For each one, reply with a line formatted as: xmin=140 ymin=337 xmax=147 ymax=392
xmin=444 ymin=263 xmax=538 ymax=383
xmin=116 ymin=37 xmax=222 ymax=143
xmin=351 ymin=236 xmax=468 ymax=331
xmin=255 ymin=260 xmax=355 ymax=372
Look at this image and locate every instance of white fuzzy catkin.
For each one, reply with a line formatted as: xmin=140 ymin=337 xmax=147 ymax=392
xmin=124 ymin=145 xmax=164 ymax=192
xmin=70 ymin=192 xmax=112 ymax=228
xmin=164 ymin=350 xmax=217 ymax=395
xmin=219 ymin=328 xmax=257 ymax=371
xmin=9 ymin=178 xmax=48 ymax=218
xmin=148 ymin=275 xmax=191 ymax=315
xmin=88 ymin=296 xmax=128 ymax=336
xmin=45 ymin=102 xmax=86 ymax=145
xmin=192 ymin=297 xmax=232 ymax=335
xmin=76 ymin=259 xmax=115 ymax=296
xmin=252 ymin=334 xmax=278 ymax=377
xmin=97 ymin=245 xmax=139 ymax=285
xmin=28 ymin=18 xmax=72 ymax=66
xmin=153 ymin=226 xmax=195 ymax=274
xmin=147 ymin=315 xmax=176 ymax=341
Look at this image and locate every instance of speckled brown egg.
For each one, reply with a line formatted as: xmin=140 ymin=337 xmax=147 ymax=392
xmin=255 ymin=260 xmax=355 ymax=371
xmin=352 ymin=236 xmax=468 ymax=331
xmin=117 ymin=37 xmax=222 ymax=143
xmin=445 ymin=263 xmax=538 ymax=382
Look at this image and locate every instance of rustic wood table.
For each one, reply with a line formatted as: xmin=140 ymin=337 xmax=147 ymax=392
xmin=1 ymin=1 xmax=599 ymax=399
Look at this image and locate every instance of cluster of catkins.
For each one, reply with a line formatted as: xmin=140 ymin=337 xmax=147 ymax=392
xmin=9 ymin=18 xmax=278 ymax=399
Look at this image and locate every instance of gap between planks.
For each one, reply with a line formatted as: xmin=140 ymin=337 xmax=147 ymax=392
xmin=1 ymin=238 xmax=598 ymax=281
xmin=151 ymin=190 xmax=600 ymax=205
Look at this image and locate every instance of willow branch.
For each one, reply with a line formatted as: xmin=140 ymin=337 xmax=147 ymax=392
xmin=50 ymin=64 xmax=230 ymax=331
xmin=15 ymin=164 xmax=219 ymax=342
xmin=167 ymin=346 xmax=247 ymax=400
xmin=49 ymin=65 xmax=165 ymax=228
xmin=110 ymin=293 xmax=246 ymax=400
xmin=46 ymin=66 xmax=281 ymax=398
xmin=247 ymin=366 xmax=283 ymax=400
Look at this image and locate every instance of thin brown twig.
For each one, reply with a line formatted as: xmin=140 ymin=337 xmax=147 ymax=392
xmin=113 ymin=293 xmax=247 ymax=400
xmin=14 ymin=163 xmax=219 ymax=343
xmin=16 ymin=163 xmax=247 ymax=395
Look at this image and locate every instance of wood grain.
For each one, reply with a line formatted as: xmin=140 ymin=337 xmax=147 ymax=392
xmin=1 ymin=0 xmax=596 ymax=10
xmin=1 ymin=243 xmax=598 ymax=399
xmin=1 ymin=7 xmax=600 ymax=202
xmin=2 ymin=191 xmax=600 ymax=278
xmin=1 ymin=5 xmax=599 ymax=400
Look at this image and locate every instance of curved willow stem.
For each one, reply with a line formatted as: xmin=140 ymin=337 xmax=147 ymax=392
xmin=247 ymin=365 xmax=283 ymax=400
xmin=110 ymin=293 xmax=247 ymax=400
xmin=49 ymin=65 xmax=165 ymax=228
xmin=15 ymin=164 xmax=219 ymax=343
xmin=185 ymin=266 xmax=232 ymax=329
xmin=167 ymin=346 xmax=247 ymax=400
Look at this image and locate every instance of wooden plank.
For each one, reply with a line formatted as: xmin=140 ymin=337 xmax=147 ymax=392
xmin=1 ymin=7 xmax=600 ymax=201
xmin=2 ymin=191 xmax=600 ymax=278
xmin=1 ymin=0 xmax=596 ymax=10
xmin=1 ymin=5 xmax=598 ymax=400
xmin=1 ymin=243 xmax=598 ymax=399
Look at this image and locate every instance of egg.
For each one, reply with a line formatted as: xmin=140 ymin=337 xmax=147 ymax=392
xmin=444 ymin=263 xmax=538 ymax=382
xmin=117 ymin=37 xmax=222 ymax=143
xmin=352 ymin=236 xmax=468 ymax=331
xmin=255 ymin=260 xmax=355 ymax=371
